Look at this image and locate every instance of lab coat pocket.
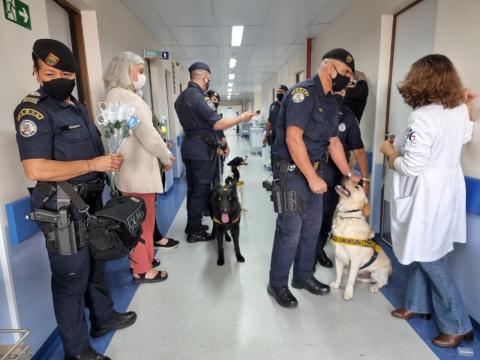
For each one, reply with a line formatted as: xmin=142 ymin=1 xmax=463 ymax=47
xmin=392 ymin=195 xmax=414 ymax=223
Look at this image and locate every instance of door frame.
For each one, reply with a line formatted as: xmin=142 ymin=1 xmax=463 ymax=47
xmin=379 ymin=0 xmax=425 ymax=244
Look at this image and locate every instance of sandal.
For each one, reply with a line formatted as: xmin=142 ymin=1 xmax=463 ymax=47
xmin=129 ymin=258 xmax=160 ymax=274
xmin=154 ymin=237 xmax=180 ymax=250
xmin=133 ymin=270 xmax=168 ymax=284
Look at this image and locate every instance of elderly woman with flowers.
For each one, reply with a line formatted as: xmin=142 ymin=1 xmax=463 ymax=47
xmin=103 ymin=51 xmax=173 ymax=284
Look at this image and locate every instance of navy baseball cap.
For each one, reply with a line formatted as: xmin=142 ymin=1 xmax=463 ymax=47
xmin=188 ymin=62 xmax=211 ymax=73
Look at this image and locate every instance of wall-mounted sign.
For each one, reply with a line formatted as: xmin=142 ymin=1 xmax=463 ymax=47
xmin=144 ymin=49 xmax=169 ymax=60
xmin=3 ymin=0 xmax=31 ymax=30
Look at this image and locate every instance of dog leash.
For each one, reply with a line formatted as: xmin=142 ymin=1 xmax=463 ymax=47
xmin=330 ymin=234 xmax=380 ymax=270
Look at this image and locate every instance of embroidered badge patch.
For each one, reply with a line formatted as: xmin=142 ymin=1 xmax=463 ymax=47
xmin=291 ymin=88 xmax=309 ymax=103
xmin=16 ymin=108 xmax=45 ymax=121
xmin=339 ymin=123 xmax=346 ymax=132
xmin=19 ymin=120 xmax=38 ymax=137
xmin=46 ymin=53 xmax=60 ymax=66
xmin=205 ymin=97 xmax=216 ymax=111
xmin=406 ymin=128 xmax=416 ymax=143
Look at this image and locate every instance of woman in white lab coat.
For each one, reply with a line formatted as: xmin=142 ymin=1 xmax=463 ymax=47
xmin=380 ymin=54 xmax=475 ymax=348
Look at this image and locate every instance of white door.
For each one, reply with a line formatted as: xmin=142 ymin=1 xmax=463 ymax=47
xmin=381 ymin=0 xmax=438 ymax=243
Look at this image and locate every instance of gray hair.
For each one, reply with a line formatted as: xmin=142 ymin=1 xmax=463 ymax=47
xmin=190 ymin=69 xmax=209 ymax=80
xmin=103 ymin=51 xmax=144 ymax=90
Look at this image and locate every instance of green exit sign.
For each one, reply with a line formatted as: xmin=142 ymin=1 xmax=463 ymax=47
xmin=3 ymin=0 xmax=31 ymax=30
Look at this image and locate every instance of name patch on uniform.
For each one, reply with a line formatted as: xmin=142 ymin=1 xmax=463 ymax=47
xmin=17 ymin=108 xmax=45 ymax=121
xmin=339 ymin=123 xmax=346 ymax=132
xmin=291 ymin=88 xmax=309 ymax=103
xmin=19 ymin=120 xmax=38 ymax=138
xmin=46 ymin=53 xmax=60 ymax=66
xmin=205 ymin=97 xmax=216 ymax=111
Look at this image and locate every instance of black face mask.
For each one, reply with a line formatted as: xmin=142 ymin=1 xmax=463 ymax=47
xmin=331 ymin=66 xmax=350 ymax=92
xmin=205 ymin=79 xmax=210 ymax=91
xmin=276 ymin=93 xmax=284 ymax=102
xmin=43 ymin=78 xmax=76 ymax=101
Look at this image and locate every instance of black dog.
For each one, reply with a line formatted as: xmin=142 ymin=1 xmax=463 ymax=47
xmin=227 ymin=156 xmax=248 ymax=183
xmin=209 ymin=176 xmax=244 ymax=266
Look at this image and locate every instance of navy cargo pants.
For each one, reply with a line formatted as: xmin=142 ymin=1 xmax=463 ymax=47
xmin=269 ymin=168 xmax=324 ymax=287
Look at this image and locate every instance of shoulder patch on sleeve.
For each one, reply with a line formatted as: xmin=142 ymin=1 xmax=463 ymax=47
xmin=16 ymin=108 xmax=45 ymax=122
xmin=18 ymin=119 xmax=38 ymax=137
xmin=291 ymin=87 xmax=310 ymax=103
xmin=205 ymin=97 xmax=216 ymax=111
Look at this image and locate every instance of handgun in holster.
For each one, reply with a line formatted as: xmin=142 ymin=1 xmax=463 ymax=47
xmin=28 ymin=182 xmax=87 ymax=255
xmin=271 ymin=178 xmax=305 ymax=216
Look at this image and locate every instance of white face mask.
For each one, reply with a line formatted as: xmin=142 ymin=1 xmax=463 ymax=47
xmin=133 ymin=73 xmax=146 ymax=90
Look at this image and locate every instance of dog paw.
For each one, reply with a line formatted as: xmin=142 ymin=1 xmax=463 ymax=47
xmin=343 ymin=289 xmax=353 ymax=301
xmin=369 ymin=284 xmax=381 ymax=293
xmin=236 ymin=254 xmax=245 ymax=263
xmin=330 ymin=281 xmax=340 ymax=289
xmin=217 ymin=257 xmax=225 ymax=266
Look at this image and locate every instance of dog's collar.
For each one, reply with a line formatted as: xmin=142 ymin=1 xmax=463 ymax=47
xmin=338 ymin=209 xmax=363 ymax=219
xmin=330 ymin=235 xmax=380 ymax=270
xmin=212 ymin=216 xmax=240 ymax=225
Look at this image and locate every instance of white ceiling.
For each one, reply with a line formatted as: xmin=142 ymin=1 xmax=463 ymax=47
xmin=120 ymin=0 xmax=352 ymax=100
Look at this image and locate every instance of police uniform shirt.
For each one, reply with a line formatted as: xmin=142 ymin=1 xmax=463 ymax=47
xmin=174 ymin=82 xmax=221 ymax=160
xmin=14 ymin=88 xmax=104 ymax=184
xmin=273 ymin=75 xmax=339 ymax=162
xmin=337 ymin=106 xmax=364 ymax=151
xmin=268 ymin=100 xmax=281 ymax=139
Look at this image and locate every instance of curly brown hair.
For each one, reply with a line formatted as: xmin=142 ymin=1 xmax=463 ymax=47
xmin=397 ymin=54 xmax=464 ymax=109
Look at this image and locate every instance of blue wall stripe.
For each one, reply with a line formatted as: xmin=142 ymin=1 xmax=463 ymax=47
xmin=465 ymin=176 xmax=480 ymax=216
xmin=5 ymin=196 xmax=39 ymax=245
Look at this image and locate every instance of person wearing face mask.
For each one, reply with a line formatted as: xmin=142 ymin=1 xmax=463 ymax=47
xmin=175 ymin=62 xmax=254 ymax=243
xmin=264 ymin=85 xmax=288 ymax=146
xmin=104 ymin=52 xmax=174 ymax=284
xmin=344 ymin=70 xmax=369 ymax=122
xmin=206 ymin=90 xmax=229 ymax=186
xmin=315 ymin=87 xmax=369 ymax=268
xmin=13 ymin=39 xmax=136 ymax=360
xmin=267 ymin=48 xmax=361 ymax=308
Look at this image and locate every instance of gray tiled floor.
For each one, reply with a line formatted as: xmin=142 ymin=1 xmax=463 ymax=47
xmin=106 ymin=130 xmax=437 ymax=360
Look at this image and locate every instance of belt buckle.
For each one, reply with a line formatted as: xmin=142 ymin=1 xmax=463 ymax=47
xmin=288 ymin=164 xmax=296 ymax=172
xmin=313 ymin=162 xmax=319 ymax=170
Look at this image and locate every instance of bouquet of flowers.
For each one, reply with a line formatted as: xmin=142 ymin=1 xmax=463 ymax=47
xmin=96 ymin=102 xmax=140 ymax=194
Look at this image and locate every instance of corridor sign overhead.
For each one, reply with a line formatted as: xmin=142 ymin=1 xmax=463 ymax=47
xmin=3 ymin=0 xmax=31 ymax=30
xmin=144 ymin=49 xmax=169 ymax=60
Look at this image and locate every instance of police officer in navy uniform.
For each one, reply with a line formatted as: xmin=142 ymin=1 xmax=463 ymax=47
xmin=316 ymin=87 xmax=370 ymax=268
xmin=264 ymin=84 xmax=288 ymax=147
xmin=268 ymin=49 xmax=361 ymax=308
xmin=206 ymin=90 xmax=230 ymax=186
xmin=14 ymin=39 xmax=136 ymax=360
xmin=175 ymin=62 xmax=253 ymax=243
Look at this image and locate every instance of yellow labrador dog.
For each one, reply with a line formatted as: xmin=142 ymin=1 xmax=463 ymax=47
xmin=330 ymin=178 xmax=392 ymax=300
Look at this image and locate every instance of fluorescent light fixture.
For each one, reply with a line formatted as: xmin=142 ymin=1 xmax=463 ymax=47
xmin=227 ymin=89 xmax=233 ymax=93
xmin=231 ymin=25 xmax=244 ymax=47
xmin=227 ymin=95 xmax=231 ymax=100
xmin=228 ymin=82 xmax=234 ymax=88
xmin=228 ymin=73 xmax=235 ymax=80
xmin=229 ymin=58 xmax=237 ymax=69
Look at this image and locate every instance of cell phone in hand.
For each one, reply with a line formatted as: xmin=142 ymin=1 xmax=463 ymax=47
xmin=385 ymin=132 xmax=395 ymax=144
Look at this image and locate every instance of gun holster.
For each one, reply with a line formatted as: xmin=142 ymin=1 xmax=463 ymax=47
xmin=271 ymin=177 xmax=305 ymax=216
xmin=28 ymin=182 xmax=90 ymax=255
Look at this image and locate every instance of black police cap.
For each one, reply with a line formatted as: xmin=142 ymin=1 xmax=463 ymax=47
xmin=188 ymin=62 xmax=211 ymax=73
xmin=322 ymin=48 xmax=355 ymax=73
xmin=33 ymin=39 xmax=79 ymax=73
xmin=279 ymin=85 xmax=288 ymax=91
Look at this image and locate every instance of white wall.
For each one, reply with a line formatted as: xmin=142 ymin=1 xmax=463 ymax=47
xmin=259 ymin=48 xmax=306 ymax=117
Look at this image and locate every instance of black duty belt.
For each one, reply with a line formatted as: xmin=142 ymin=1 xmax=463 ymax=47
xmin=273 ymin=157 xmax=327 ymax=174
